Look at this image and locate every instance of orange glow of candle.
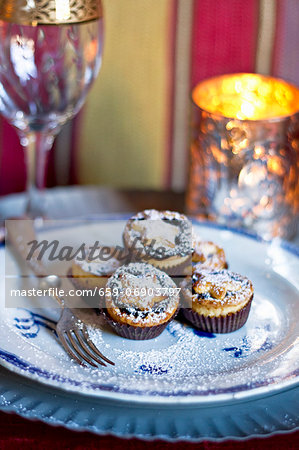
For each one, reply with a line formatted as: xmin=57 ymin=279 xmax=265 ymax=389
xmin=192 ymin=73 xmax=299 ymax=120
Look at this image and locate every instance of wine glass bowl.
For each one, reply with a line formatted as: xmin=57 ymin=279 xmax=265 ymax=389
xmin=0 ymin=0 xmax=103 ymax=216
xmin=0 ymin=21 xmax=103 ymax=133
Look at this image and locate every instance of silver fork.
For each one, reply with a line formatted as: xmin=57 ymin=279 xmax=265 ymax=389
xmin=7 ymin=219 xmax=114 ymax=368
xmin=56 ymin=308 xmax=113 ymax=367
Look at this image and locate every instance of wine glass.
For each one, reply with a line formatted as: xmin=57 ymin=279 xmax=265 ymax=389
xmin=0 ymin=0 xmax=104 ymax=217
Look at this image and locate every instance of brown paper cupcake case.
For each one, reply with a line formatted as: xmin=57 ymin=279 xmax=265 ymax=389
xmin=100 ymin=308 xmax=179 ymax=340
xmin=181 ymin=297 xmax=253 ymax=333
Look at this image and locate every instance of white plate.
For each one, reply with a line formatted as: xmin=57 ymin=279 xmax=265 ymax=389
xmin=0 ymin=219 xmax=298 ymax=405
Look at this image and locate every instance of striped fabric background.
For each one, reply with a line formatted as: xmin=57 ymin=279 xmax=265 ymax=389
xmin=0 ymin=0 xmax=299 ymax=196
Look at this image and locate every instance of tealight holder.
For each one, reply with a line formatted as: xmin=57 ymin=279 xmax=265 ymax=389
xmin=186 ymin=73 xmax=299 ymax=239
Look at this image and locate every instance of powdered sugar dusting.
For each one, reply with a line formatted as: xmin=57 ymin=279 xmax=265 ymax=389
xmin=192 ymin=269 xmax=253 ymax=306
xmin=124 ymin=209 xmax=192 ymax=258
xmin=192 ymin=234 xmax=227 ymax=270
xmin=132 ymin=220 xmax=179 ymax=250
xmin=75 ymin=257 xmax=120 ymax=276
xmin=2 ymin=219 xmax=298 ymax=401
xmin=84 ymin=295 xmax=285 ymax=395
xmin=105 ymin=263 xmax=179 ymax=325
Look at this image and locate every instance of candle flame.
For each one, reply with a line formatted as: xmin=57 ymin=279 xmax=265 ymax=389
xmin=192 ymin=74 xmax=299 ymax=120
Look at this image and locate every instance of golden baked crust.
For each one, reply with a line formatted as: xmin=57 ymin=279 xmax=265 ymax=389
xmin=182 ymin=236 xmax=227 ymax=275
xmin=70 ymin=263 xmax=108 ymax=289
xmin=105 ymin=263 xmax=179 ymax=327
xmin=192 ymin=237 xmax=228 ymax=270
xmin=122 ymin=209 xmax=192 ymax=270
xmin=181 ymin=269 xmax=253 ymax=318
xmin=106 ymin=304 xmax=177 ymax=327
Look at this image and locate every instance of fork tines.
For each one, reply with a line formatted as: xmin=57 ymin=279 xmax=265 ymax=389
xmin=56 ymin=309 xmax=114 ymax=368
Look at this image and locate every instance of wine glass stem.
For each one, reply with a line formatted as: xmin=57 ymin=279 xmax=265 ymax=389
xmin=20 ymin=131 xmax=54 ymax=218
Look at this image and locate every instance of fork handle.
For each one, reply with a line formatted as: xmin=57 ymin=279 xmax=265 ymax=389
xmin=6 ymin=219 xmax=48 ymax=277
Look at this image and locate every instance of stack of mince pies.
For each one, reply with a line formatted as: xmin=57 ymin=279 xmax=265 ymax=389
xmin=69 ymin=209 xmax=254 ymax=339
